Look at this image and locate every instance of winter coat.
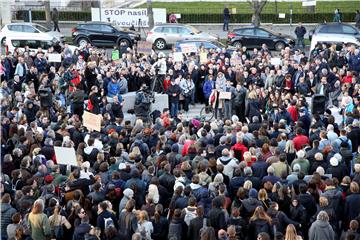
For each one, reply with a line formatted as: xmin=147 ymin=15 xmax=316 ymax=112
xmin=216 ymin=156 xmax=239 ymax=178
xmin=208 ymin=207 xmax=226 ymax=234
xmin=187 ymin=217 xmax=205 ymax=240
xmin=73 ymin=223 xmax=92 ymax=240
xmin=168 ymin=217 xmax=184 ymax=240
xmin=151 ymin=216 xmax=169 ymax=240
xmin=107 ymin=81 xmax=120 ymax=98
xmin=203 ymin=80 xmax=213 ymax=98
xmin=28 ymin=212 xmax=52 ymax=240
xmin=344 ymin=193 xmax=360 ymax=224
xmin=309 ymin=219 xmax=335 ymax=240
xmin=247 ymin=219 xmax=273 ymax=240
xmin=246 ymin=99 xmax=261 ymax=120
xmin=240 ymin=198 xmax=262 ymax=220
xmin=1 ymin=203 xmax=16 ymax=235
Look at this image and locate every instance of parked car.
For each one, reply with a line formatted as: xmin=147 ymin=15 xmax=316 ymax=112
xmin=72 ymin=22 xmax=141 ymax=47
xmin=227 ymin=27 xmax=295 ymax=51
xmin=2 ymin=34 xmax=77 ymax=54
xmin=308 ymin=22 xmax=360 ymax=40
xmin=0 ymin=23 xmax=64 ymax=46
xmin=146 ymin=23 xmax=218 ymax=50
xmin=310 ymin=33 xmax=360 ymax=52
xmin=175 ymin=39 xmax=235 ymax=55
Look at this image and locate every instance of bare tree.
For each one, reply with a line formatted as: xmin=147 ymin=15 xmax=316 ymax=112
xmin=44 ymin=0 xmax=51 ymax=28
xmin=147 ymin=0 xmax=154 ymax=28
xmin=247 ymin=0 xmax=268 ymax=27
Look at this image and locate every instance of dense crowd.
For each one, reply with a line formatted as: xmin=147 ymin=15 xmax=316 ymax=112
xmin=1 ymin=30 xmax=360 ymax=240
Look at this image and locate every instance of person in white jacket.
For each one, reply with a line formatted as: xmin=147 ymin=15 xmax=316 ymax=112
xmin=216 ymin=148 xmax=239 ymax=179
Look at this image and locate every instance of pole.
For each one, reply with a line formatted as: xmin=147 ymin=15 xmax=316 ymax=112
xmin=290 ymin=3 xmax=293 ymax=27
xmin=99 ymin=0 xmax=102 ymax=21
xmin=29 ymin=8 xmax=32 ymax=22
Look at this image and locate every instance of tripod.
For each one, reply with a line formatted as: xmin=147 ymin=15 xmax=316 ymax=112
xmin=150 ymin=72 xmax=165 ymax=93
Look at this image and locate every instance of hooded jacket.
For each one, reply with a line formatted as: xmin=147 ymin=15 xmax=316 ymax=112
xmin=1 ymin=203 xmax=16 ymax=234
xmin=309 ymin=219 xmax=335 ymax=240
xmin=240 ymin=197 xmax=262 ymax=220
xmin=216 ymin=156 xmax=239 ymax=179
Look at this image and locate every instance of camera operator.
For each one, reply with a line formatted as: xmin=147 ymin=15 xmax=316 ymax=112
xmin=151 ymin=52 xmax=167 ymax=92
xmin=134 ymin=83 xmax=154 ymax=121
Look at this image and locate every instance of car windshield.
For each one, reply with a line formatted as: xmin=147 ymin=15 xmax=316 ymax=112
xmin=35 ymin=24 xmax=51 ymax=32
xmin=210 ymin=41 xmax=225 ymax=48
xmin=187 ymin=25 xmax=201 ymax=34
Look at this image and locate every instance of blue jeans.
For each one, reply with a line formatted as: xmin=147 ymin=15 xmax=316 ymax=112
xmin=223 ymin=18 xmax=229 ymax=31
xmin=170 ymin=102 xmax=179 ymax=117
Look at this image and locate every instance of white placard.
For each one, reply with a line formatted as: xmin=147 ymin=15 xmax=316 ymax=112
xmin=302 ymin=1 xmax=316 ymax=7
xmin=271 ymin=57 xmax=282 ymax=66
xmin=175 ymin=14 xmax=181 ymax=19
xmin=91 ymin=8 xmax=166 ymax=27
xmin=54 ymin=146 xmax=78 ymax=166
xmin=278 ymin=13 xmax=286 ymax=19
xmin=180 ymin=43 xmax=197 ymax=53
xmin=173 ymin=52 xmax=183 ymax=62
xmin=48 ymin=53 xmax=62 ymax=62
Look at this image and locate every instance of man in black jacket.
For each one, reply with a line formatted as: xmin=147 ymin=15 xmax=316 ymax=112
xmin=294 ymin=22 xmax=306 ymax=50
xmin=167 ymin=79 xmax=182 ymax=118
xmin=208 ymin=197 xmax=226 ymax=235
xmin=233 ymin=83 xmax=247 ymax=123
xmin=187 ymin=206 xmax=207 ymax=240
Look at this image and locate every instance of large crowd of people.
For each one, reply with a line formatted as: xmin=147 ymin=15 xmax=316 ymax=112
xmin=1 ymin=25 xmax=360 ymax=240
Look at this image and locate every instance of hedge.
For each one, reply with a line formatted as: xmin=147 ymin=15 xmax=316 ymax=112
xmin=15 ymin=10 xmax=356 ymax=24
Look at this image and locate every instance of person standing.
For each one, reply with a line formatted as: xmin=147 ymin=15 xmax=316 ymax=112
xmin=333 ymin=9 xmax=342 ymax=23
xmin=51 ymin=8 xmax=60 ymax=32
xmin=167 ymin=79 xmax=182 ymax=118
xmin=223 ymin=5 xmax=230 ymax=31
xmin=355 ymin=10 xmax=360 ymax=29
xmin=294 ymin=22 xmax=306 ymax=50
xmin=28 ymin=199 xmax=51 ymax=240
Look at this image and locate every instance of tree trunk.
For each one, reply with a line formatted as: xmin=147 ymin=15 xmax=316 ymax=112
xmin=147 ymin=0 xmax=154 ymax=28
xmin=248 ymin=0 xmax=267 ymax=27
xmin=44 ymin=0 xmax=51 ymax=28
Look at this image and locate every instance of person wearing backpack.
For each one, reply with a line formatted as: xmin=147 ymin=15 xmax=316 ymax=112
xmin=136 ymin=210 xmax=153 ymax=240
xmin=182 ymin=197 xmax=198 ymax=226
xmin=49 ymin=205 xmax=71 ymax=239
xmin=96 ymin=201 xmax=117 ymax=239
xmin=118 ymin=199 xmax=137 ymax=240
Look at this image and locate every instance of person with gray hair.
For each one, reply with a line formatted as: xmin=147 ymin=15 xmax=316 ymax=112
xmin=308 ymin=211 xmax=335 ymax=240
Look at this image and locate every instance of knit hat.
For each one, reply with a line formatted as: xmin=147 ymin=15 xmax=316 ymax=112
xmin=330 ymin=157 xmax=339 ymax=167
xmin=249 ymin=188 xmax=258 ymax=198
xmin=44 ymin=175 xmax=54 ymax=184
xmin=123 ymin=188 xmax=134 ymax=198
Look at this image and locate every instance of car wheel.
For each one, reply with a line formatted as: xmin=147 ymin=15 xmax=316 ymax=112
xmin=233 ymin=41 xmax=242 ymax=48
xmin=1 ymin=37 xmax=6 ymax=46
xmin=275 ymin=41 xmax=285 ymax=51
xmin=155 ymin=39 xmax=166 ymax=50
xmin=119 ymin=38 xmax=131 ymax=47
xmin=77 ymin=38 xmax=89 ymax=47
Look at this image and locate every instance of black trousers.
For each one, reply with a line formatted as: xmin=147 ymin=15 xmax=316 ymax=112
xmin=53 ymin=21 xmax=60 ymax=32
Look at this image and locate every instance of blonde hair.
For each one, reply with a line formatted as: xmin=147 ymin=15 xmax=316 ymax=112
xmin=319 ymin=196 xmax=329 ymax=208
xmin=285 ymin=224 xmax=298 ymax=240
xmin=258 ymin=189 xmax=268 ymax=201
xmin=248 ymin=91 xmax=257 ymax=99
xmin=250 ymin=206 xmax=272 ymax=224
xmin=285 ymin=140 xmax=295 ymax=153
xmin=137 ymin=210 xmax=149 ymax=223
xmin=243 ymin=180 xmax=253 ymax=190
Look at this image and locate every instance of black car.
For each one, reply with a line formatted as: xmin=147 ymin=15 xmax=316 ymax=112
xmin=308 ymin=22 xmax=360 ymax=40
xmin=72 ymin=22 xmax=141 ymax=47
xmin=227 ymin=27 xmax=295 ymax=51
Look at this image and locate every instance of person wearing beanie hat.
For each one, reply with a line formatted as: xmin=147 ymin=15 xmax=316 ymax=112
xmin=119 ymin=188 xmax=134 ymax=212
xmin=240 ymin=188 xmax=262 ymax=221
xmin=291 ymin=150 xmax=310 ymax=174
xmin=326 ymin=157 xmax=346 ymax=181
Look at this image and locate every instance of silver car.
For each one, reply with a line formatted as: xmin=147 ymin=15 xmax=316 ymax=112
xmin=146 ymin=23 xmax=218 ymax=50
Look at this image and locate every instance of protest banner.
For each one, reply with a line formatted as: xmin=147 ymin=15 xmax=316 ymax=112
xmin=111 ymin=50 xmax=119 ymax=60
xmin=173 ymin=52 xmax=183 ymax=62
xmin=54 ymin=147 xmax=78 ymax=166
xmin=91 ymin=8 xmax=166 ymax=27
xmin=271 ymin=57 xmax=282 ymax=66
xmin=219 ymin=92 xmax=232 ymax=100
xmin=48 ymin=53 xmax=62 ymax=62
xmin=83 ymin=111 xmax=102 ymax=132
xmin=180 ymin=43 xmax=197 ymax=54
xmin=137 ymin=41 xmax=153 ymax=55
xmin=200 ymin=52 xmax=208 ymax=64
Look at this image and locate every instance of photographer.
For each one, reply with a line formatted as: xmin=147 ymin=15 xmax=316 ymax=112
xmin=134 ymin=84 xmax=154 ymax=121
